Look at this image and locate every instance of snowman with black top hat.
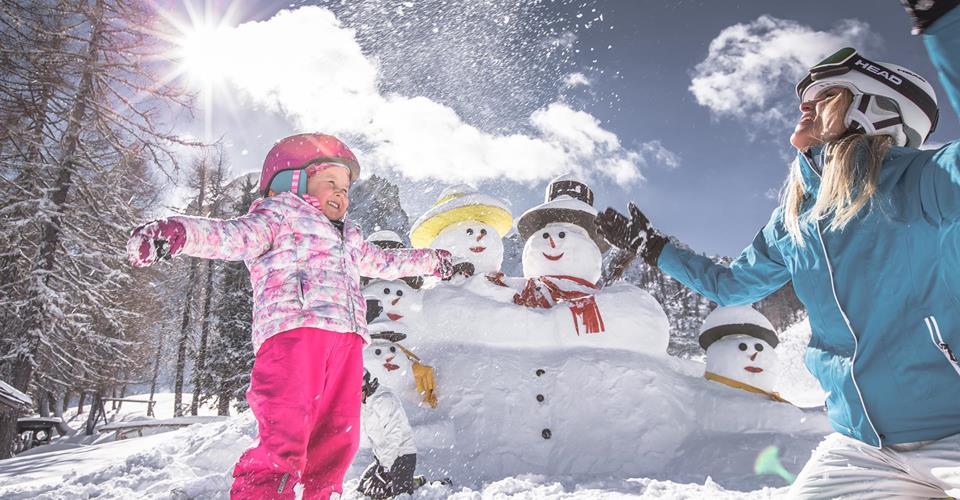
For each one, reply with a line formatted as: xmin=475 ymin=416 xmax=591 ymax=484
xmin=499 ymin=173 xmax=670 ymax=353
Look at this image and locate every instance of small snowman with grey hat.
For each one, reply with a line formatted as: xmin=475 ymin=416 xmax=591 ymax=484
xmin=699 ymin=305 xmax=787 ymax=402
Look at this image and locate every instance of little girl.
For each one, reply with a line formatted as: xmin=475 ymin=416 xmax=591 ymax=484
xmin=127 ymin=133 xmax=452 ymax=500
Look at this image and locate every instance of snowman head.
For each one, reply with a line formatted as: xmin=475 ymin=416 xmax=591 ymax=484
xmin=705 ymin=334 xmax=779 ymax=393
xmin=363 ymin=280 xmax=422 ymax=322
xmin=431 ymin=220 xmax=505 ymax=274
xmin=522 ymin=222 xmax=602 ymax=282
xmin=362 ymin=337 xmax=414 ymax=389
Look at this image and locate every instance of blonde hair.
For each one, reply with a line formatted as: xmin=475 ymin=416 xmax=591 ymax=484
xmin=782 ymin=89 xmax=894 ymax=244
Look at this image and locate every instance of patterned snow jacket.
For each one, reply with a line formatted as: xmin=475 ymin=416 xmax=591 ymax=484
xmin=172 ymin=192 xmax=440 ymax=353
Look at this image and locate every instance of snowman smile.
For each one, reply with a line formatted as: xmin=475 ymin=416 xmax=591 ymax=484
xmin=542 ymin=252 xmax=564 ymax=261
xmin=469 ymin=246 xmax=486 ymax=253
xmin=387 ymin=313 xmax=404 ymax=321
xmin=383 ymin=356 xmax=400 ymax=371
xmin=744 ymin=366 xmax=764 ymax=373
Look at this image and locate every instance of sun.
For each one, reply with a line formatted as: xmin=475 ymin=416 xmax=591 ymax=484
xmin=178 ymin=23 xmax=230 ymax=86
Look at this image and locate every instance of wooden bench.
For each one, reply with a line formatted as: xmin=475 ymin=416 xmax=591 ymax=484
xmin=98 ymin=416 xmax=227 ymax=440
xmin=100 ymin=397 xmax=157 ymax=417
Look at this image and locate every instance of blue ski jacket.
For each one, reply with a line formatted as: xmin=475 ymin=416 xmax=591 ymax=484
xmin=658 ymin=8 xmax=960 ymax=447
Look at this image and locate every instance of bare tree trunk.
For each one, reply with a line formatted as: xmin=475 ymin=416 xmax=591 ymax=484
xmin=174 ymin=160 xmax=207 ymax=417
xmin=148 ymin=329 xmax=164 ymax=418
xmin=216 ymin=384 xmax=231 ymax=416
xmin=0 ymin=414 xmax=17 ymax=459
xmin=190 ymin=260 xmax=216 ymax=415
xmin=173 ymin=261 xmax=199 ymax=418
xmin=84 ymin=390 xmax=103 ymax=436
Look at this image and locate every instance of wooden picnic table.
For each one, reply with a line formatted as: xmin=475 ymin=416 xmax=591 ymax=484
xmin=15 ymin=417 xmax=65 ymax=453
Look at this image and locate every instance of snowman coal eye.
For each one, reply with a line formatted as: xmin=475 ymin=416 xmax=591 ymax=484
xmin=390 ymin=346 xmax=396 ymax=353
xmin=383 ymin=288 xmax=391 ymax=295
xmin=738 ymin=343 xmax=748 ymax=351
xmin=466 ymin=228 xmax=474 ymax=235
xmin=542 ymin=232 xmax=550 ymax=239
xmin=375 ymin=349 xmax=382 ymax=355
xmin=480 ymin=228 xmax=487 ymax=236
xmin=755 ymin=343 xmax=764 ymax=352
xmin=396 ymin=290 xmax=403 ymax=297
xmin=558 ymin=231 xmax=566 ymax=239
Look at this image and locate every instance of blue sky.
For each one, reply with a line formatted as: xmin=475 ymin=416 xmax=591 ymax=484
xmin=173 ymin=0 xmax=955 ymax=257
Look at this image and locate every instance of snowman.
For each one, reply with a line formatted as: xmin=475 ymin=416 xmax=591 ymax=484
xmin=699 ymin=305 xmax=786 ymax=402
xmin=363 ymin=326 xmax=438 ymax=408
xmin=409 ymin=185 xmax=513 ymax=277
xmin=504 ymin=174 xmax=670 ymax=353
xmin=363 ymin=278 xmax=423 ymax=324
xmin=361 ymin=229 xmax=424 ymax=290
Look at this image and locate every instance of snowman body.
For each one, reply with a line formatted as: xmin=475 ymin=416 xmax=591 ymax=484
xmin=432 ymin=220 xmax=505 ymax=275
xmin=705 ymin=335 xmax=779 ymax=393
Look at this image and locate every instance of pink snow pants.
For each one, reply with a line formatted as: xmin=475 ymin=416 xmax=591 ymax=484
xmin=231 ymin=327 xmax=363 ymax=500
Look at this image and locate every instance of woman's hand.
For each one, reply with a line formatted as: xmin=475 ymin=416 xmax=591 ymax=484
xmin=900 ymin=0 xmax=960 ymax=34
xmin=595 ymin=203 xmax=668 ymax=266
xmin=126 ymin=218 xmax=187 ymax=267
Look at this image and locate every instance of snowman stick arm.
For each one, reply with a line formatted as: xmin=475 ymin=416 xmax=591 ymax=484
xmin=657 ymin=223 xmax=790 ymax=306
xmin=357 ymin=241 xmax=440 ymax=280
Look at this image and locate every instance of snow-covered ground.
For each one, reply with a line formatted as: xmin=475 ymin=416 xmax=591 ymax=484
xmin=0 ymin=319 xmax=827 ymax=499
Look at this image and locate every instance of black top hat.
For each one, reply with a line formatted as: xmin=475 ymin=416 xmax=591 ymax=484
xmin=516 ymin=174 xmax=609 ymax=251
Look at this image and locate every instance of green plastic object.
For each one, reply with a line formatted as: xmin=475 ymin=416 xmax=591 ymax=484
xmin=754 ymin=446 xmax=796 ymax=485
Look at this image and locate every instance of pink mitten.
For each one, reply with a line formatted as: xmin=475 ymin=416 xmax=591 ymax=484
xmin=126 ymin=218 xmax=186 ymax=267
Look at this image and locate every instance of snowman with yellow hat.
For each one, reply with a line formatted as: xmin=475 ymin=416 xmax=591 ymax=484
xmin=409 ymin=184 xmax=513 ymax=279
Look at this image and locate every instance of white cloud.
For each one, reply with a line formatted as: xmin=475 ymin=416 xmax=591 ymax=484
xmin=196 ymin=6 xmax=663 ymax=185
xmin=689 ymin=16 xmax=873 ymax=130
xmin=564 ymin=72 xmax=591 ymax=88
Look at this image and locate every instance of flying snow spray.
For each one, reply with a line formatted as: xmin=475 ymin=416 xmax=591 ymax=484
xmin=754 ymin=446 xmax=796 ymax=484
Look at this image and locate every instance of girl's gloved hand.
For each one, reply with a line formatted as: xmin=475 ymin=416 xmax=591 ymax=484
xmin=126 ymin=218 xmax=187 ymax=267
xmin=595 ymin=202 xmax=669 ymax=266
xmin=433 ymin=249 xmax=456 ymax=279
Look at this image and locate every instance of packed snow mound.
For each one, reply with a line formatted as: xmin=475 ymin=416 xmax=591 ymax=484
xmin=393 ymin=342 xmax=829 ymax=490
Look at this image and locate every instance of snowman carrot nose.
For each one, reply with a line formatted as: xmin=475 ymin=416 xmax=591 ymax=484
xmin=548 ymin=236 xmax=557 ymax=248
xmin=476 ymin=232 xmax=485 ymax=242
xmin=750 ymin=352 xmax=758 ymax=361
xmin=391 ymin=297 xmax=400 ymax=306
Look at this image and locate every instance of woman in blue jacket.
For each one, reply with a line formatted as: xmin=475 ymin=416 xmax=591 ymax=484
xmin=597 ymin=2 xmax=960 ymax=498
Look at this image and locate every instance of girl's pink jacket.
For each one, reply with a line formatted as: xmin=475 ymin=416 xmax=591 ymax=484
xmin=171 ymin=192 xmax=440 ymax=354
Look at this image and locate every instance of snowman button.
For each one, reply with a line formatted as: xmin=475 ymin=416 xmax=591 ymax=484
xmin=535 ymin=369 xmax=546 ymax=377
xmin=541 ymin=429 xmax=552 ymax=439
xmin=536 ymin=394 xmax=545 ymax=402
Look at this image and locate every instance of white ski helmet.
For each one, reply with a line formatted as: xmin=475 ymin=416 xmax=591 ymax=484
xmin=796 ymin=47 xmax=939 ymax=148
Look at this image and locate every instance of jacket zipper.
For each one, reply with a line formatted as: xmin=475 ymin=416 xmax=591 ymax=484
xmin=808 ymin=153 xmax=883 ymax=448
xmin=924 ymin=315 xmax=960 ymax=376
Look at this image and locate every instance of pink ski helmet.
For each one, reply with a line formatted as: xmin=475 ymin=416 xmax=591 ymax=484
xmin=259 ymin=133 xmax=361 ymax=196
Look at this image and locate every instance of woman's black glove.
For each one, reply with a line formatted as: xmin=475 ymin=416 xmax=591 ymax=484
xmin=901 ymin=0 xmax=960 ymax=34
xmin=595 ymin=202 xmax=669 ymax=267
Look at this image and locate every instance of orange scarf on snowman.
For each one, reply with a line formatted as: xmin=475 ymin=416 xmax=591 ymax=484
xmin=489 ymin=274 xmax=606 ymax=335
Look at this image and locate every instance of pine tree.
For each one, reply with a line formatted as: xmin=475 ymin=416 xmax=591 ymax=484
xmin=204 ymin=177 xmax=258 ymax=415
xmin=0 ymin=0 xmax=196 ymax=454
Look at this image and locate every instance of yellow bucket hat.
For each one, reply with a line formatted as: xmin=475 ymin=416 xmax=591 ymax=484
xmin=409 ymin=184 xmax=513 ymax=248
